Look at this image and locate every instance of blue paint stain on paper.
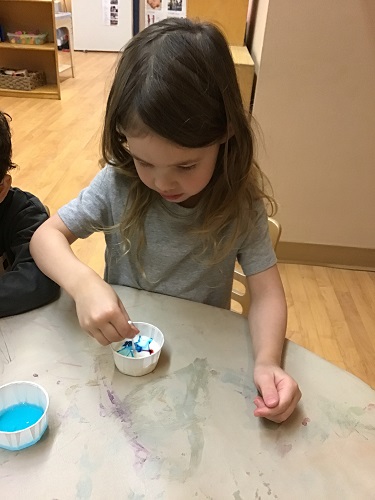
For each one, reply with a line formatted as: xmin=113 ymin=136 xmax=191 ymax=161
xmin=76 ymin=446 xmax=94 ymax=500
xmin=76 ymin=475 xmax=93 ymax=500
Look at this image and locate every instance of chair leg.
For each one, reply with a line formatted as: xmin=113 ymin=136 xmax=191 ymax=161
xmin=67 ymin=25 xmax=75 ymax=78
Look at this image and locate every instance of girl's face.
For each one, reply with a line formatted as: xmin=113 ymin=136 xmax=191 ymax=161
xmin=126 ymin=131 xmax=220 ymax=208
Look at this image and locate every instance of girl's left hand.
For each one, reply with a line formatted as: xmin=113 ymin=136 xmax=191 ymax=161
xmin=253 ymin=364 xmax=301 ymax=423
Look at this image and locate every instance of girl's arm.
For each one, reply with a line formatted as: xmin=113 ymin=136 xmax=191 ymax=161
xmin=246 ymin=264 xmax=301 ymax=423
xmin=30 ymin=214 xmax=138 ymax=345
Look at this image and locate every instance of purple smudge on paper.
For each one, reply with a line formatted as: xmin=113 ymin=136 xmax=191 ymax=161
xmin=94 ymin=356 xmax=151 ymax=469
xmin=302 ymin=417 xmax=311 ymax=426
xmin=278 ymin=443 xmax=292 ymax=457
xmin=99 ymin=403 xmax=106 ymax=417
xmin=130 ymin=437 xmax=149 ymax=470
xmin=105 ymin=388 xmax=150 ymax=468
xmin=105 ymin=388 xmax=151 ymax=468
xmin=106 ymin=389 xmax=132 ymax=426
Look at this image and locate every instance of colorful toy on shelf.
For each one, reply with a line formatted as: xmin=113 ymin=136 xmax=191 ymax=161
xmin=7 ymin=31 xmax=48 ymax=45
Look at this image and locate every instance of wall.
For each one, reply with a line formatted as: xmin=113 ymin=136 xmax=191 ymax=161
xmin=252 ymin=0 xmax=375 ymax=253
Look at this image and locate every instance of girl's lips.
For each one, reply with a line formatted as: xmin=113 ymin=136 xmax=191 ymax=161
xmin=160 ymin=193 xmax=183 ymax=201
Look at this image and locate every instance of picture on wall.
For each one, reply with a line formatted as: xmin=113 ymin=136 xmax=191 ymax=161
xmin=147 ymin=0 xmax=162 ymax=10
xmin=145 ymin=0 xmax=186 ymax=27
xmin=168 ymin=0 xmax=182 ymax=11
xmin=103 ymin=0 xmax=119 ymax=26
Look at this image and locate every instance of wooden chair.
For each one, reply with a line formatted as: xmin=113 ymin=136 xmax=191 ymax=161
xmin=231 ymin=217 xmax=281 ymax=317
xmin=55 ymin=1 xmax=75 ymax=78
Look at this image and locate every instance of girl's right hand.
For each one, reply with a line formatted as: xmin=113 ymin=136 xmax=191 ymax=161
xmin=73 ymin=277 xmax=139 ymax=345
xmin=30 ymin=214 xmax=139 ymax=345
xmin=30 ymin=215 xmax=138 ymax=345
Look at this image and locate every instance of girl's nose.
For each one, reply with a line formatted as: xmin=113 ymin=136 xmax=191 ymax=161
xmin=154 ymin=174 xmax=176 ymax=193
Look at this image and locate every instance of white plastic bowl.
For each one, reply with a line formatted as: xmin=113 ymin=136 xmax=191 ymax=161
xmin=111 ymin=322 xmax=164 ymax=377
xmin=0 ymin=381 xmax=49 ymax=451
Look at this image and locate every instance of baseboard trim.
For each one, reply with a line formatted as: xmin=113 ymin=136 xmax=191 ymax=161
xmin=277 ymin=242 xmax=375 ymax=271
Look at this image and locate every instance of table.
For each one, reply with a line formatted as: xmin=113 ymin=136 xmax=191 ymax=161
xmin=0 ymin=286 xmax=374 ymax=499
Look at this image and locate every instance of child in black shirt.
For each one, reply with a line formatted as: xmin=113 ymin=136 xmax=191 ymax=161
xmin=0 ymin=111 xmax=59 ymax=317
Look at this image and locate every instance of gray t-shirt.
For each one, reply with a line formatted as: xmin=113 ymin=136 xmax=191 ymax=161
xmin=58 ymin=166 xmax=276 ymax=309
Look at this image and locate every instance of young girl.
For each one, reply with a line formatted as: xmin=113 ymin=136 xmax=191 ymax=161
xmin=30 ymin=18 xmax=301 ymax=422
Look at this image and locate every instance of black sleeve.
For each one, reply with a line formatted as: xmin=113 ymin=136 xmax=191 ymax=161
xmin=0 ymin=196 xmax=60 ymax=318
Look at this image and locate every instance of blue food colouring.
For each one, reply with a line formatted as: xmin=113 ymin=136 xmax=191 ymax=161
xmin=117 ymin=340 xmax=134 ymax=357
xmin=117 ymin=335 xmax=154 ymax=357
xmin=0 ymin=403 xmax=44 ymax=432
xmin=134 ymin=335 xmax=153 ymax=353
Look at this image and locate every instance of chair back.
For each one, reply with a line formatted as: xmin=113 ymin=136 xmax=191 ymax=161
xmin=231 ymin=217 xmax=281 ymax=317
xmin=267 ymin=217 xmax=281 ymax=249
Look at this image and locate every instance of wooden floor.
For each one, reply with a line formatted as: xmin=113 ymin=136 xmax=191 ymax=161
xmin=1 ymin=51 xmax=374 ymax=388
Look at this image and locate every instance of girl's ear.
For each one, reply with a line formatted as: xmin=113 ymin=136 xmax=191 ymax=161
xmin=0 ymin=174 xmax=12 ymax=203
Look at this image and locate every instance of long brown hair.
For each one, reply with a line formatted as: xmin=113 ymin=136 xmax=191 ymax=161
xmin=0 ymin=111 xmax=17 ymax=181
xmin=101 ymin=18 xmax=275 ymax=264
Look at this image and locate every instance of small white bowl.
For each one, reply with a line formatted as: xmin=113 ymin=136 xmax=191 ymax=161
xmin=0 ymin=381 xmax=49 ymax=451
xmin=111 ymin=322 xmax=164 ymax=377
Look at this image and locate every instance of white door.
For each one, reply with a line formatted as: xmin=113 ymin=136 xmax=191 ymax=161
xmin=72 ymin=0 xmax=133 ymax=51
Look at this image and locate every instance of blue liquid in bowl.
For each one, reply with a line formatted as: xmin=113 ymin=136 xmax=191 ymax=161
xmin=0 ymin=403 xmax=44 ymax=432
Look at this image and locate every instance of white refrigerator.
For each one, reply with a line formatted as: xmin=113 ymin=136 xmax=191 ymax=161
xmin=72 ymin=0 xmax=133 ymax=51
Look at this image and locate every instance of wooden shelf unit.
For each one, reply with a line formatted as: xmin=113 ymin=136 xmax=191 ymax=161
xmin=0 ymin=0 xmax=61 ymax=99
xmin=0 ymin=41 xmax=56 ymax=51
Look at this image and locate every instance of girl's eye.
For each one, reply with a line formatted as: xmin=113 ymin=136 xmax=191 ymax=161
xmin=178 ymin=164 xmax=196 ymax=171
xmin=138 ymin=161 xmax=153 ymax=168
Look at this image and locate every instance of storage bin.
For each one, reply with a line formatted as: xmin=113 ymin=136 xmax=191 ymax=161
xmin=7 ymin=32 xmax=48 ymax=45
xmin=0 ymin=71 xmax=46 ymax=91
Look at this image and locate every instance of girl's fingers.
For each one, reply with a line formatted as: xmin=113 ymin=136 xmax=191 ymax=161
xmin=111 ymin=299 xmax=139 ymax=340
xmin=100 ymin=321 xmax=127 ymax=344
xmin=88 ymin=328 xmax=113 ymax=346
xmin=117 ymin=300 xmax=140 ymax=337
xmin=253 ymin=396 xmax=266 ymax=408
xmin=79 ymin=299 xmax=139 ymax=345
xmin=254 ymin=389 xmax=302 ymax=422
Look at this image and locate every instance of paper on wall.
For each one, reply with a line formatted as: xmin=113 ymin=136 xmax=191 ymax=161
xmin=103 ymin=0 xmax=119 ymax=26
xmin=145 ymin=0 xmax=186 ymax=28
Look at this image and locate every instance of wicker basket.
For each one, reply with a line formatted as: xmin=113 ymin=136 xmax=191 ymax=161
xmin=0 ymin=71 xmax=46 ymax=91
